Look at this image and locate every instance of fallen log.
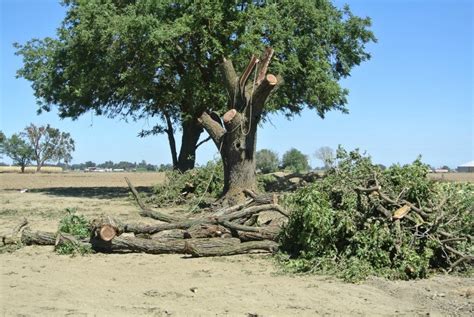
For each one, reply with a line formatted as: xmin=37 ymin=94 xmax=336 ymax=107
xmin=4 ymin=225 xmax=279 ymax=257
xmin=186 ymin=240 xmax=279 ymax=257
xmin=91 ymin=236 xmax=242 ymax=254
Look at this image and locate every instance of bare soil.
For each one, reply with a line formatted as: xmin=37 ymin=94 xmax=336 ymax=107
xmin=0 ymin=172 xmax=473 ymax=316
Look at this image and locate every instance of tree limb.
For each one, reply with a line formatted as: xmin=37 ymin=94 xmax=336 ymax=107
xmin=220 ymin=57 xmax=238 ymax=105
xmin=198 ymin=112 xmax=226 ymax=147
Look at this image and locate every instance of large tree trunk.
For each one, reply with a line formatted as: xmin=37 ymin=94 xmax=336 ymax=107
xmin=176 ymin=118 xmax=203 ymax=172
xmin=200 ymin=48 xmax=279 ymax=205
xmin=220 ymin=111 xmax=258 ymax=205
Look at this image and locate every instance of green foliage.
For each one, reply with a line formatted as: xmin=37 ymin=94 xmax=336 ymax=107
xmin=23 ymin=123 xmax=75 ymax=169
xmin=15 ymin=0 xmax=375 ymax=142
xmin=151 ymin=160 xmax=224 ymax=208
xmin=0 ymin=130 xmax=5 ymax=157
xmin=279 ymin=147 xmax=473 ymax=282
xmin=256 ymin=149 xmax=279 ymax=174
xmin=58 ymin=209 xmax=90 ymax=239
xmin=3 ymin=133 xmax=35 ymax=172
xmin=281 ymin=148 xmax=310 ymax=173
xmin=57 ymin=208 xmax=92 ymax=255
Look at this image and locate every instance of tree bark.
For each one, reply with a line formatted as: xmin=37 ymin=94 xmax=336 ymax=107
xmin=176 ymin=118 xmax=203 ymax=172
xmin=200 ymin=48 xmax=279 ymax=205
xmin=164 ymin=112 xmax=178 ymax=168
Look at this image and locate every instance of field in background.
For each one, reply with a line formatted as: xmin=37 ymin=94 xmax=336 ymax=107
xmin=0 ymin=171 xmax=165 ymax=190
xmin=428 ymin=172 xmax=474 ymax=182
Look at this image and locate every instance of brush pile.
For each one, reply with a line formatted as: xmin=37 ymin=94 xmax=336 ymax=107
xmin=279 ymin=148 xmax=473 ymax=281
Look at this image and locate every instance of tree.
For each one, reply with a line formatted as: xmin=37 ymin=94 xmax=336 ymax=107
xmin=256 ymin=149 xmax=279 ymax=174
xmin=281 ymin=148 xmax=310 ymax=173
xmin=3 ymin=134 xmax=34 ymax=173
xmin=0 ymin=131 xmax=5 ymax=158
xmin=16 ymin=0 xmax=375 ymax=176
xmin=314 ymin=146 xmax=335 ymax=169
xmin=23 ymin=124 xmax=75 ymax=172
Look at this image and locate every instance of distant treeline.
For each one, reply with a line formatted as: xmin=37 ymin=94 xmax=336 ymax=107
xmin=69 ymin=160 xmax=171 ymax=171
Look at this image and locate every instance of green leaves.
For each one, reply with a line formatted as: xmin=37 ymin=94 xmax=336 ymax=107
xmin=279 ymin=148 xmax=473 ymax=281
xmin=2 ymin=133 xmax=35 ymax=172
xmin=281 ymin=148 xmax=310 ymax=173
xmin=256 ymin=149 xmax=279 ymax=174
xmin=58 ymin=208 xmax=90 ymax=239
xmin=16 ymin=0 xmax=375 ymax=125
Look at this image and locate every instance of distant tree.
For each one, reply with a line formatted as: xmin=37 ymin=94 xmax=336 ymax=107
xmin=116 ymin=161 xmax=136 ymax=170
xmin=377 ymin=164 xmax=387 ymax=171
xmin=440 ymin=165 xmax=451 ymax=171
xmin=3 ymin=134 xmax=34 ymax=173
xmin=256 ymin=149 xmax=279 ymax=174
xmin=0 ymin=131 xmax=5 ymax=158
xmin=282 ymin=148 xmax=310 ymax=173
xmin=23 ymin=124 xmax=75 ymax=172
xmin=84 ymin=161 xmax=96 ymax=168
xmin=158 ymin=164 xmax=173 ymax=172
xmin=314 ymin=146 xmax=335 ymax=170
xmin=98 ymin=160 xmax=114 ymax=169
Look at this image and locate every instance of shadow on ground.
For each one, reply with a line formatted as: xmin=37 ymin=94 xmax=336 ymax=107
xmin=27 ymin=186 xmax=154 ymax=199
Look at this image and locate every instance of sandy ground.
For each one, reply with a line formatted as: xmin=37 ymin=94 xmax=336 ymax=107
xmin=0 ymin=172 xmax=473 ymax=316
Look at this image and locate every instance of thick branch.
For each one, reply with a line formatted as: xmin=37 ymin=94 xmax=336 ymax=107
xmin=251 ymin=74 xmax=278 ymax=111
xmin=239 ymin=55 xmax=258 ymax=91
xmin=220 ymin=57 xmax=238 ymax=104
xmin=186 ymin=239 xmax=278 ymax=257
xmin=125 ymin=177 xmax=184 ymax=223
xmin=198 ymin=112 xmax=226 ymax=147
xmin=164 ymin=112 xmax=178 ymax=167
xmin=256 ymin=47 xmax=274 ymax=85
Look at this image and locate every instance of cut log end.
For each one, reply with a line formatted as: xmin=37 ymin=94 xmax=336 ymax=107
xmin=99 ymin=225 xmax=117 ymax=242
xmin=266 ymin=74 xmax=277 ymax=86
xmin=223 ymin=109 xmax=237 ymax=123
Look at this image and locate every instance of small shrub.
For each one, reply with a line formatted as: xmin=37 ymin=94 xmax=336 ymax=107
xmin=56 ymin=208 xmax=92 ymax=255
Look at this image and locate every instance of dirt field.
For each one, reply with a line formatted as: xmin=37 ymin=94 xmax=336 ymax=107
xmin=0 ymin=172 xmax=473 ymax=316
xmin=428 ymin=172 xmax=474 ymax=182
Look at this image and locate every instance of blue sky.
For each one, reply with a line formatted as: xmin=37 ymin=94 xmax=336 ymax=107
xmin=1 ymin=0 xmax=472 ymax=168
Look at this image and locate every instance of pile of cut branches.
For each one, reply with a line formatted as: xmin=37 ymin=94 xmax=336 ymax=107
xmin=279 ymin=147 xmax=473 ymax=281
xmin=1 ymin=179 xmax=288 ymax=257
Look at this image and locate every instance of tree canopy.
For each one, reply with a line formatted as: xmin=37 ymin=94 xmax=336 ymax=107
xmin=16 ymin=0 xmax=375 ymax=169
xmin=315 ymin=146 xmax=335 ymax=169
xmin=3 ymin=134 xmax=35 ymax=173
xmin=24 ymin=124 xmax=75 ymax=171
xmin=282 ymin=148 xmax=310 ymax=173
xmin=256 ymin=149 xmax=279 ymax=173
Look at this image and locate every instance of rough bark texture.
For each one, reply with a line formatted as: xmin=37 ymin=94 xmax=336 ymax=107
xmin=199 ymin=48 xmax=279 ymax=205
xmin=176 ymin=118 xmax=203 ymax=172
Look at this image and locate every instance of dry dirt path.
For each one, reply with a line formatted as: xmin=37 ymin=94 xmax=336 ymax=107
xmin=0 ymin=172 xmax=473 ymax=316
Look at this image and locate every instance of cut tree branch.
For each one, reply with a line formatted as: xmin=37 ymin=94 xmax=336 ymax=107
xmin=198 ymin=112 xmax=226 ymax=147
xmin=221 ymin=57 xmax=238 ymax=105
